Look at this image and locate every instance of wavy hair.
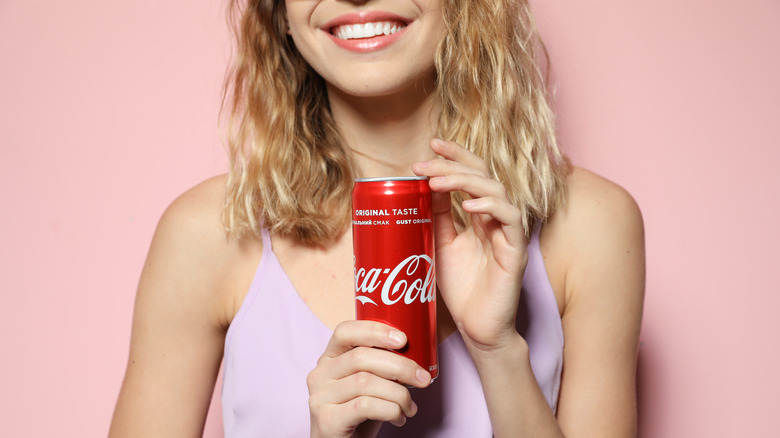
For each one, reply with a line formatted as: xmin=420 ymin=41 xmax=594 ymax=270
xmin=221 ymin=0 xmax=568 ymax=245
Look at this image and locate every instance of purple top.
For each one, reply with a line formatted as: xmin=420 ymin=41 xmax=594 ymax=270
xmin=222 ymin=225 xmax=563 ymax=437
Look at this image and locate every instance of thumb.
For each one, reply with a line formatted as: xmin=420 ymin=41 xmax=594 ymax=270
xmin=431 ymin=191 xmax=457 ymax=248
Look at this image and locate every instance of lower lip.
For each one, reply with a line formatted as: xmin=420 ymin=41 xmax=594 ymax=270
xmin=324 ymin=26 xmax=407 ymax=53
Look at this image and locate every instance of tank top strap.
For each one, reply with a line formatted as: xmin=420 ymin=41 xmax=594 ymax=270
xmin=525 ymin=220 xmax=565 ymax=346
xmin=224 ymin=226 xmax=273 ymax=362
xmin=260 ymin=226 xmax=272 ymax=250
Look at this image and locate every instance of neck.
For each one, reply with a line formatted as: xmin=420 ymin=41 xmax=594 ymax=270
xmin=327 ymin=78 xmax=440 ymax=178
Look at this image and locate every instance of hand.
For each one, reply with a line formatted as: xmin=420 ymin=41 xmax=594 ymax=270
xmin=412 ymin=139 xmax=528 ymax=352
xmin=307 ymin=320 xmax=432 ymax=438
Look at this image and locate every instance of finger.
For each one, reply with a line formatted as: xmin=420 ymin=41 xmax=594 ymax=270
xmin=323 ymin=320 xmax=407 ymax=359
xmin=314 ymin=397 xmax=407 ymax=436
xmin=461 ymin=196 xmax=522 ymax=227
xmin=428 ymin=172 xmax=510 ymax=203
xmin=330 ymin=346 xmax=432 ymax=388
xmin=328 ymin=372 xmax=418 ymax=418
xmin=430 ymin=139 xmax=489 ymax=173
xmin=462 ymin=196 xmax=525 ymax=245
xmin=412 ymin=154 xmax=486 ymax=179
xmin=338 ymin=395 xmax=409 ymax=429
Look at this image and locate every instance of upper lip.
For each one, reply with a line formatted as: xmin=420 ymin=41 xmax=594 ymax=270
xmin=321 ymin=11 xmax=412 ymax=32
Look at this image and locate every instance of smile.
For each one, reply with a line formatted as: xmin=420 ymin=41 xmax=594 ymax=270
xmin=331 ymin=21 xmax=407 ymax=40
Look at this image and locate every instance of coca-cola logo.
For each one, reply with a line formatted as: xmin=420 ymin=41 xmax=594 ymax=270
xmin=354 ymin=254 xmax=435 ymax=306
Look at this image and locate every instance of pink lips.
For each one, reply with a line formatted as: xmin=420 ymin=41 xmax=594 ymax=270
xmin=321 ymin=11 xmax=411 ymax=53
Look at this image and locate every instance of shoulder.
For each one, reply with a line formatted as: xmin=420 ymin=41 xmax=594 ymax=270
xmin=157 ymin=174 xmax=263 ymax=251
xmin=145 ymin=175 xmax=262 ymax=327
xmin=152 ymin=174 xmax=232 ymax=266
xmin=547 ymin=166 xmax=644 ymax=255
xmin=158 ymin=174 xmax=228 ymax=232
xmin=560 ymin=166 xmax=643 ymax=240
xmin=543 ymin=166 xmax=645 ymax=311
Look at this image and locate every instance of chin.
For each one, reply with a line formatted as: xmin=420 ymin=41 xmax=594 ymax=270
xmin=345 ymin=84 xmax=407 ymax=98
xmin=327 ymin=70 xmax=436 ymax=100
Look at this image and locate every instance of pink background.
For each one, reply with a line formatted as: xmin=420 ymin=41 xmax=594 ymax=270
xmin=1 ymin=0 xmax=778 ymax=436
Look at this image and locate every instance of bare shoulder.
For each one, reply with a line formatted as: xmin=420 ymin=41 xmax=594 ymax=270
xmin=543 ymin=166 xmax=645 ymax=311
xmin=559 ymin=166 xmax=643 ymax=232
xmin=146 ymin=174 xmax=261 ymax=328
xmin=547 ymin=166 xmax=644 ymax=256
xmin=157 ymin=174 xmax=229 ymax=240
xmin=157 ymin=173 xmax=261 ymax=254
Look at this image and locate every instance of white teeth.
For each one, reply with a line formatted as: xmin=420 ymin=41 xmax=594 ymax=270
xmin=333 ymin=21 xmax=406 ymax=40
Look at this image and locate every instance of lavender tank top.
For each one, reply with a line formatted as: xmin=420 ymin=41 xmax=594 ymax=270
xmin=222 ymin=225 xmax=563 ymax=437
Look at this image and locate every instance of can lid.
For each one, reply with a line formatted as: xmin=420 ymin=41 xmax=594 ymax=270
xmin=354 ymin=176 xmax=429 ymax=182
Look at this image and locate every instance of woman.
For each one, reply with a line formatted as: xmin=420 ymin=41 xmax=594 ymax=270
xmin=110 ymin=0 xmax=645 ymax=436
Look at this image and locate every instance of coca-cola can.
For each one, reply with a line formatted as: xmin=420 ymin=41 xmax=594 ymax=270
xmin=352 ymin=176 xmax=438 ymax=382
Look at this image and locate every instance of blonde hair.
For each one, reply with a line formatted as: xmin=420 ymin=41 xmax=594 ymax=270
xmin=222 ymin=0 xmax=568 ymax=245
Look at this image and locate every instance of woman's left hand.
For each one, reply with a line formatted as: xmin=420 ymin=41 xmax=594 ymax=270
xmin=412 ymin=139 xmax=528 ymax=353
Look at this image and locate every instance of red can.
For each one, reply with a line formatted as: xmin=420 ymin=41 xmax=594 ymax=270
xmin=352 ymin=177 xmax=438 ymax=382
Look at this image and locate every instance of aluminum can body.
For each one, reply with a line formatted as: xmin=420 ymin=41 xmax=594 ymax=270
xmin=352 ymin=177 xmax=438 ymax=381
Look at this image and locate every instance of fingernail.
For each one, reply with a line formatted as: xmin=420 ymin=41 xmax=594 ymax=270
xmin=411 ymin=401 xmax=419 ymax=416
xmin=389 ymin=330 xmax=405 ymax=347
xmin=415 ymin=161 xmax=429 ymax=169
xmin=431 ymin=138 xmax=446 ymax=148
xmin=416 ymin=369 xmax=431 ymax=386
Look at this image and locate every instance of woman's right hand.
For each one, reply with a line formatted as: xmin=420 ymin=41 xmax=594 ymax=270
xmin=307 ymin=320 xmax=432 ymax=438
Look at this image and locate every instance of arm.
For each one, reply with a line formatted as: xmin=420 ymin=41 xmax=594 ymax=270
xmin=467 ymin=168 xmax=645 ymax=437
xmin=550 ymin=168 xmax=645 ymax=436
xmin=414 ymin=142 xmax=644 ymax=437
xmin=109 ymin=177 xmax=247 ymax=437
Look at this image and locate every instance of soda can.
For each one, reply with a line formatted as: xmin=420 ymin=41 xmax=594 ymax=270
xmin=352 ymin=176 xmax=438 ymax=382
